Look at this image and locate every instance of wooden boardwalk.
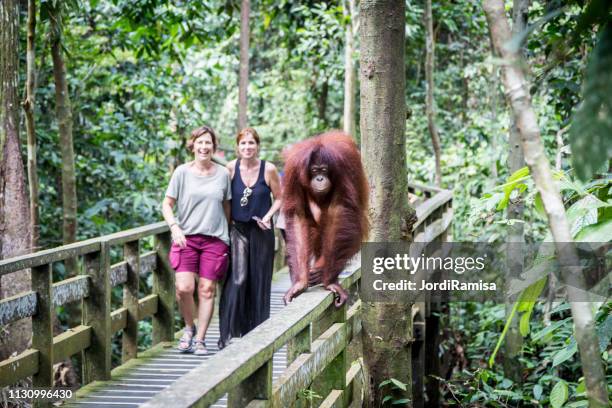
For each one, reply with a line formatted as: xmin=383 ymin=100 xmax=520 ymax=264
xmin=65 ymin=272 xmax=292 ymax=408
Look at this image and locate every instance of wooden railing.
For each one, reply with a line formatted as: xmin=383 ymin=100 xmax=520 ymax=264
xmin=0 ymin=222 xmax=176 ymax=389
xmin=0 ymin=183 xmax=452 ymax=408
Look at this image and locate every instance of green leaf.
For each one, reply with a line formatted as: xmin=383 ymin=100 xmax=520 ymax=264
xmin=519 ymin=311 xmax=532 ymax=336
xmin=382 ymin=395 xmax=393 ymax=404
xmin=392 ymin=398 xmax=411 ymax=404
xmin=574 ymin=219 xmax=612 ymax=242
xmin=534 ymin=193 xmax=545 ymax=216
xmin=565 ymin=401 xmax=589 ymax=407
xmin=533 ymin=384 xmax=543 ymax=400
xmin=550 ymin=380 xmax=568 ymax=408
xmin=575 ymin=378 xmax=585 ymax=394
xmin=496 ymin=167 xmax=530 ymax=211
xmin=569 ymin=23 xmax=612 ymax=181
xmin=489 ymin=301 xmax=519 ymax=367
xmin=552 ymin=339 xmax=578 ymax=367
xmin=531 ymin=318 xmax=571 ymax=343
xmin=390 ymin=378 xmax=408 ymax=391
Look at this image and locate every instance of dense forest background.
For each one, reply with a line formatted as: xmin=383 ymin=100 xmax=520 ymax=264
xmin=1 ymin=0 xmax=610 ymax=406
xmin=21 ymin=0 xmax=608 ymax=246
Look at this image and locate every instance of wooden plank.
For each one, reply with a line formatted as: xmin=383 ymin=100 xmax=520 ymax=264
xmin=407 ymin=182 xmax=443 ymax=195
xmin=52 ymin=275 xmax=89 ymax=307
xmin=0 ymin=290 xmax=37 ymax=325
xmin=82 ymin=240 xmax=112 ymax=383
xmin=140 ymin=251 xmax=157 ymax=276
xmin=110 ymin=251 xmax=158 ymax=288
xmin=104 ymin=221 xmax=168 ymax=246
xmin=311 ymin=302 xmax=347 ymax=405
xmin=110 ymin=261 xmax=128 ymax=287
xmin=272 ymin=323 xmax=347 ymax=408
xmin=31 ymin=264 xmax=54 ymax=394
xmin=344 ymin=359 xmax=362 ymax=407
xmin=0 ymin=349 xmax=39 ymax=387
xmin=123 ymin=240 xmax=140 ymax=363
xmin=346 ymin=300 xmax=361 ymax=343
xmin=111 ymin=307 xmax=127 ymax=333
xmin=412 ymin=190 xmax=452 ymax=231
xmin=319 ymin=389 xmax=343 ymax=408
xmin=53 ymin=325 xmax=92 ymax=363
xmin=138 ymin=294 xmax=159 ymax=319
xmin=0 ymin=224 xmax=165 ymax=277
xmin=245 ymin=400 xmax=269 ymax=408
xmin=140 ymin=266 xmax=360 ymax=408
xmin=0 ymin=239 xmax=100 ymax=276
xmin=413 ymin=206 xmax=453 ymax=243
xmin=153 ymin=232 xmax=175 ymax=344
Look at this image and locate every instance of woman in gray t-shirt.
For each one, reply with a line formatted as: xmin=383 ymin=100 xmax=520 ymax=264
xmin=161 ymin=126 xmax=231 ymax=355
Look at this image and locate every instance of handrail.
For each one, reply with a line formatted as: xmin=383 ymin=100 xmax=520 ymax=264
xmin=0 ymin=222 xmax=167 ymax=276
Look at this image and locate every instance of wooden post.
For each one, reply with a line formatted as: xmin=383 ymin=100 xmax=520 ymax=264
xmin=312 ymin=303 xmax=345 ymax=340
xmin=287 ymin=324 xmax=311 ymax=366
xmin=122 ymin=240 xmax=140 ymax=362
xmin=311 ymin=302 xmax=348 ymax=405
xmin=228 ymin=359 xmax=272 ymax=407
xmin=32 ymin=264 xmax=53 ymax=407
xmin=82 ymin=241 xmax=111 ymax=383
xmin=411 ymin=320 xmax=426 ymax=408
xmin=153 ymin=232 xmax=175 ymax=344
xmin=425 ymin=303 xmax=441 ymax=408
xmin=287 ymin=324 xmax=312 ymax=408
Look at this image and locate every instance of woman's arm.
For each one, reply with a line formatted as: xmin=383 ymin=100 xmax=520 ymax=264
xmin=223 ymin=200 xmax=231 ymax=225
xmin=262 ymin=163 xmax=282 ymax=226
xmin=162 ymin=196 xmax=187 ymax=247
xmin=226 ymin=159 xmax=236 ymax=179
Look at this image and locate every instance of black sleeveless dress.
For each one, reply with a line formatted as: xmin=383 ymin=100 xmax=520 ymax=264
xmin=218 ymin=160 xmax=275 ymax=348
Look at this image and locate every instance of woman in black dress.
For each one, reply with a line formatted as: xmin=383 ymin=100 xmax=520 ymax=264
xmin=219 ymin=127 xmax=282 ymax=348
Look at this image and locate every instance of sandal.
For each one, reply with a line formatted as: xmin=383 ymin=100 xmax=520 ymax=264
xmin=177 ymin=326 xmax=196 ymax=353
xmin=193 ymin=339 xmax=209 ymax=356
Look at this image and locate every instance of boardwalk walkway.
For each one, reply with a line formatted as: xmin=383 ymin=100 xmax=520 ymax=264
xmin=66 ymin=272 xmax=293 ymax=408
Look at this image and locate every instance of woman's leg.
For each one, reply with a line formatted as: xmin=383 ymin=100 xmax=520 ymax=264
xmin=195 ymin=278 xmax=216 ymax=341
xmin=247 ymin=226 xmax=275 ymax=331
xmin=175 ymin=272 xmax=197 ymax=327
xmin=219 ymin=224 xmax=249 ymax=346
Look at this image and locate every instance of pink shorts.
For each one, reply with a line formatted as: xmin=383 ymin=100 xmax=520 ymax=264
xmin=169 ymin=235 xmax=229 ymax=281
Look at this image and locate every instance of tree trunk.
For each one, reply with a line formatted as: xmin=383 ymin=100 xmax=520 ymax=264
xmin=424 ymin=0 xmax=442 ymax=187
xmin=0 ymin=0 xmax=32 ymax=361
xmin=360 ymin=1 xmax=416 ymax=406
xmin=343 ymin=0 xmax=357 ymax=138
xmin=23 ymin=0 xmax=39 ymax=250
xmin=503 ymin=0 xmax=529 ymax=383
xmin=238 ymin=0 xmax=250 ymax=131
xmin=483 ymin=1 xmax=607 ymax=405
xmin=317 ymin=79 xmax=328 ymax=124
xmin=50 ymin=7 xmax=78 ymax=271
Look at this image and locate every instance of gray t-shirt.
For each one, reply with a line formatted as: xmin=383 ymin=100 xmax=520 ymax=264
xmin=165 ymin=163 xmax=232 ymax=244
